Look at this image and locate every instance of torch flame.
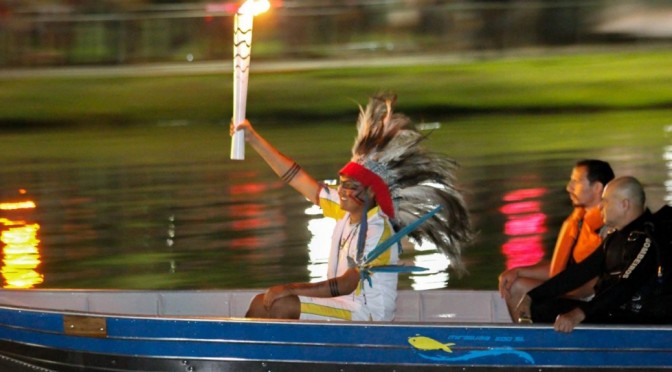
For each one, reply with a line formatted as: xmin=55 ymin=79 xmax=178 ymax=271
xmin=239 ymin=0 xmax=270 ymax=16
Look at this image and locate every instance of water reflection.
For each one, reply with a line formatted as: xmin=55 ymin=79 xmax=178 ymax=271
xmin=499 ymin=188 xmax=548 ymax=270
xmin=408 ymin=241 xmax=450 ymax=291
xmin=0 ymin=192 xmax=43 ymax=289
xmin=2 ymin=117 xmax=669 ymax=291
xmin=228 ymin=180 xmax=285 ymax=251
xmin=305 ymin=204 xmax=334 ymax=283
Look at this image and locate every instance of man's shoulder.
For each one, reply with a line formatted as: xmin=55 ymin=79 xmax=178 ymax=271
xmin=653 ymin=205 xmax=672 ymax=224
xmin=612 ymin=208 xmax=668 ymax=248
xmin=652 ymin=205 xmax=672 ymax=243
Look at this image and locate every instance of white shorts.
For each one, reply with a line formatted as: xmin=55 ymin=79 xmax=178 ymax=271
xmin=298 ymin=295 xmax=370 ymax=321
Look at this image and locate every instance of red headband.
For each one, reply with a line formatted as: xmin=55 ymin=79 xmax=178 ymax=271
xmin=339 ymin=162 xmax=395 ymax=219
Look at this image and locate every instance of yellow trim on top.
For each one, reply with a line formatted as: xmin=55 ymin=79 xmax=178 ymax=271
xmin=319 ymin=196 xmax=345 ymax=220
xmin=301 ymin=303 xmax=352 ymax=320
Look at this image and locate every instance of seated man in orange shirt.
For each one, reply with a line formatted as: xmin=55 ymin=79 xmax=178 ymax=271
xmin=498 ymin=159 xmax=615 ymax=321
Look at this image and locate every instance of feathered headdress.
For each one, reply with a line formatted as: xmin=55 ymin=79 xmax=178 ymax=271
xmin=339 ymin=93 xmax=473 ymax=274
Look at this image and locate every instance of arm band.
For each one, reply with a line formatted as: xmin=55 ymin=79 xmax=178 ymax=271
xmin=328 ymin=278 xmax=340 ymax=297
xmin=280 ymin=162 xmax=301 ymax=184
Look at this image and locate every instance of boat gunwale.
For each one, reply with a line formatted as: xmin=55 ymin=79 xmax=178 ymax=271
xmin=0 ymin=289 xmax=670 ymax=333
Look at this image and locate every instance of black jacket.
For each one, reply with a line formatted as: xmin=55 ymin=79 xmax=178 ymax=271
xmin=529 ymin=209 xmax=660 ymax=319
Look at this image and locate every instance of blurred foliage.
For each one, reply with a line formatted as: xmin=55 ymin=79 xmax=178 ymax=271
xmin=4 ymin=1 xmax=668 ymax=67
xmin=1 ymin=49 xmax=671 ymax=127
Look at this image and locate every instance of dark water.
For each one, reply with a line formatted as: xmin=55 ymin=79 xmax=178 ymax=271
xmin=1 ymin=112 xmax=669 ymax=291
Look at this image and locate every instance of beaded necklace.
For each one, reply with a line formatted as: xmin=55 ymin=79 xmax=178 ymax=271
xmin=333 ymin=216 xmax=360 ymax=276
xmin=340 ymin=221 xmax=361 ymax=252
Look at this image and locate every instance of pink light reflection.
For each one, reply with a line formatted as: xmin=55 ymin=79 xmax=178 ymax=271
xmin=502 ymin=236 xmax=546 ymax=269
xmin=503 ymin=188 xmax=546 ymax=202
xmin=503 ymin=213 xmax=547 ymax=236
xmin=499 ymin=200 xmax=541 ymax=215
xmin=500 ymin=188 xmax=547 ymax=270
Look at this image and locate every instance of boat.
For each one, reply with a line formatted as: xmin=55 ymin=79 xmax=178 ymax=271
xmin=0 ymin=288 xmax=670 ymax=371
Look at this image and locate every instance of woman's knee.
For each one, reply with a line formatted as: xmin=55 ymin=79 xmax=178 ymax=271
xmin=245 ymin=293 xmax=268 ymax=318
xmin=268 ymin=295 xmax=301 ymax=319
xmin=246 ymin=293 xmax=300 ymax=319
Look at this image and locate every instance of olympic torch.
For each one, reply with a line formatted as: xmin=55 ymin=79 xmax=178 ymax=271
xmin=231 ymin=0 xmax=270 ymax=160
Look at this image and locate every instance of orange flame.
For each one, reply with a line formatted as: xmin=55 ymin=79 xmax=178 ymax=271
xmin=238 ymin=0 xmax=270 ymax=16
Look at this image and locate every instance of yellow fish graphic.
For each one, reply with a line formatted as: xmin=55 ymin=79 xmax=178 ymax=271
xmin=408 ymin=336 xmax=455 ymax=353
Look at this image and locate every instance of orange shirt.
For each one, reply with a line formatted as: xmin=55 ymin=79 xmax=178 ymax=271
xmin=548 ymin=207 xmax=604 ymax=277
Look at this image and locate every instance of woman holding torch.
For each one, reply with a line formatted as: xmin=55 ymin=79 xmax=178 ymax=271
xmin=233 ymin=93 xmax=472 ymax=321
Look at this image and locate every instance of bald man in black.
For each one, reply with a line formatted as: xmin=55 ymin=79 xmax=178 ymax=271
xmin=516 ymin=177 xmax=669 ymax=332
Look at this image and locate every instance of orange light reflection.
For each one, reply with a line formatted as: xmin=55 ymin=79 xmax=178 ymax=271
xmin=0 ymin=201 xmax=36 ymax=211
xmin=0 ymin=193 xmax=43 ymax=289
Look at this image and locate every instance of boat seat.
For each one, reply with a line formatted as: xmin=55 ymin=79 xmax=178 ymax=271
xmin=0 ymin=289 xmax=512 ymax=323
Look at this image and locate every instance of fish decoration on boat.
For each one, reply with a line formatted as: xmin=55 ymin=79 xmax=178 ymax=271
xmin=408 ymin=336 xmax=455 ymax=352
xmin=408 ymin=334 xmax=535 ymax=364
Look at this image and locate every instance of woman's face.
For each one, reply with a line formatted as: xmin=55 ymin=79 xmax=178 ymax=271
xmin=337 ymin=176 xmax=366 ymax=214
